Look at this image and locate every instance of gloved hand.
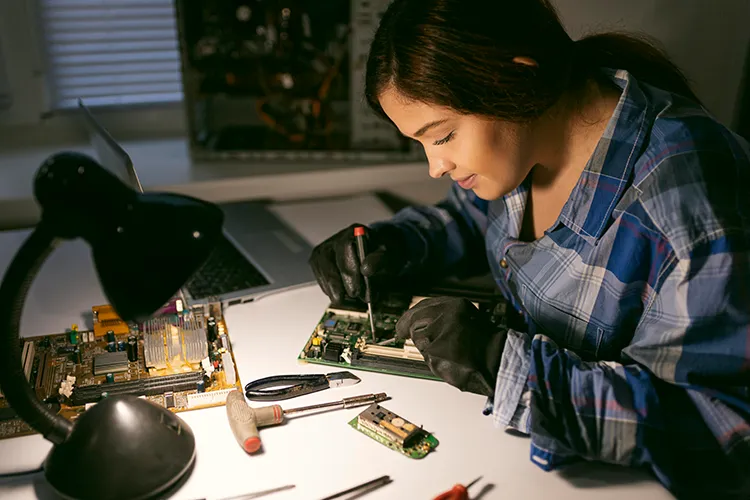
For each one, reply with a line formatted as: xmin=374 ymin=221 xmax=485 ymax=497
xmin=395 ymin=296 xmax=507 ymax=397
xmin=308 ymin=223 xmax=412 ymax=304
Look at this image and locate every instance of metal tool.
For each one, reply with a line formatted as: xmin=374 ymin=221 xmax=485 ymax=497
xmin=226 ymin=390 xmax=388 ymax=454
xmin=433 ymin=476 xmax=483 ymax=500
xmin=244 ymin=371 xmax=360 ymax=401
xmin=353 ymin=226 xmax=377 ymax=340
xmin=319 ymin=475 xmax=392 ymax=500
xmin=217 ymin=484 xmax=296 ymax=500
xmin=192 ymin=484 xmax=295 ymax=500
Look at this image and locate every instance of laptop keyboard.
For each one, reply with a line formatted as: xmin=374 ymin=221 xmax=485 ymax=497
xmin=185 ymin=235 xmax=270 ymax=299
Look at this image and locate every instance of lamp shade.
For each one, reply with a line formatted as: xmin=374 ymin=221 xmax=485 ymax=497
xmin=33 ymin=151 xmax=224 ymax=323
xmin=93 ymin=191 xmax=223 ymax=323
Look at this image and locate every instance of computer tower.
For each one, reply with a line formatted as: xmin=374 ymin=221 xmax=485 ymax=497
xmin=173 ymin=0 xmax=423 ymax=163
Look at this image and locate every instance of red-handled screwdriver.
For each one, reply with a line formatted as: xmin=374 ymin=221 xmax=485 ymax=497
xmin=353 ymin=226 xmax=377 ymax=340
xmin=433 ymin=476 xmax=482 ymax=500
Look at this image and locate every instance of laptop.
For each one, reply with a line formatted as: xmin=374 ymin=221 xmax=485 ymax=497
xmin=78 ymin=99 xmax=316 ymax=307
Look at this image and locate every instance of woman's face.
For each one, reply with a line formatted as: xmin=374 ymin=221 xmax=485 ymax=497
xmin=379 ymin=86 xmax=538 ymax=200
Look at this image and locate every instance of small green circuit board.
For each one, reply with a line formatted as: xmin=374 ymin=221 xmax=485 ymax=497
xmin=348 ymin=403 xmax=439 ymax=459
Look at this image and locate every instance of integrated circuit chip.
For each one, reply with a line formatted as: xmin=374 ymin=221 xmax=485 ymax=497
xmin=93 ymin=352 xmax=129 ymax=375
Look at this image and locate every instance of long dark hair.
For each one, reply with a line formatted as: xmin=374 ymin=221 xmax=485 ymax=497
xmin=365 ymin=0 xmax=701 ymax=122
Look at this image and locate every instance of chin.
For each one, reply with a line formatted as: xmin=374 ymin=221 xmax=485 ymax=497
xmin=471 ymin=183 xmax=506 ymax=201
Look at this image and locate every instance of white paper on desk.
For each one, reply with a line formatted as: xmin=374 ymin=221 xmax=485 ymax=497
xmin=268 ymin=194 xmax=395 ymax=246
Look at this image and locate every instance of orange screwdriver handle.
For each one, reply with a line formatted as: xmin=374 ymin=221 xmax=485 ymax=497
xmin=433 ymin=484 xmax=468 ymax=500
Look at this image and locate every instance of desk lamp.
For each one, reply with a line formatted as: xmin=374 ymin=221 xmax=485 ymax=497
xmin=0 ymin=152 xmax=224 ymax=500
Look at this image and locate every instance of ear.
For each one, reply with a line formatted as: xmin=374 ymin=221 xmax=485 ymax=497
xmin=512 ymin=56 xmax=538 ymax=67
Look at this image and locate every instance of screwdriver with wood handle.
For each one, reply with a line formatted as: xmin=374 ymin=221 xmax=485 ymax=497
xmin=226 ymin=390 xmax=389 ymax=453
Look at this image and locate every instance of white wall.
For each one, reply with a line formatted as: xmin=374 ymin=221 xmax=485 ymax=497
xmin=553 ymin=0 xmax=750 ymax=129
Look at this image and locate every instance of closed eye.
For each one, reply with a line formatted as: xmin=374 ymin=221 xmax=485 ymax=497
xmin=433 ymin=131 xmax=455 ymax=146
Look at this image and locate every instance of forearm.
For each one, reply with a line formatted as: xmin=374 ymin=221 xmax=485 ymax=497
xmin=491 ymin=333 xmax=750 ymax=498
xmin=372 ymin=183 xmax=488 ymax=278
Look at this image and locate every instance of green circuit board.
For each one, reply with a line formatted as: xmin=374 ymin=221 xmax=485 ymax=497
xmin=298 ymin=292 xmax=509 ymax=381
xmin=348 ymin=403 xmax=439 ymax=459
xmin=297 ymin=295 xmax=441 ymax=381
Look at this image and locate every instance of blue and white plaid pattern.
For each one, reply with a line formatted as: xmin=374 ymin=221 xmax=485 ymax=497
xmin=380 ymin=69 xmax=750 ymax=498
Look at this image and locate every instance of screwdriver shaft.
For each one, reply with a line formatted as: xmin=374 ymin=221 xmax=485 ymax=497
xmin=282 ymin=393 xmax=388 ymax=416
xmin=366 ymin=302 xmax=376 ymax=337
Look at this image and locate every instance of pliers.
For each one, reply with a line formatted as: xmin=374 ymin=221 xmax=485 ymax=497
xmin=244 ymin=371 xmax=361 ymax=401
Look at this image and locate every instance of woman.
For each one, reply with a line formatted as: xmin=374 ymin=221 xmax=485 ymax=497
xmin=309 ymin=1 xmax=750 ymax=498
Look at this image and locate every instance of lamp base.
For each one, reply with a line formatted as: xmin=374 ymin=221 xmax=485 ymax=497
xmin=44 ymin=395 xmax=196 ymax=500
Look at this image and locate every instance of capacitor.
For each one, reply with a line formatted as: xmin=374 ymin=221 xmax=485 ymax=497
xmin=106 ymin=330 xmax=115 ymax=343
xmin=69 ymin=330 xmax=78 ymax=345
xmin=196 ymin=380 xmax=205 ymax=393
xmin=117 ymin=340 xmax=126 ymax=352
xmin=107 ymin=342 xmax=116 ymax=352
xmin=207 ymin=317 xmax=217 ymax=342
xmin=106 ymin=373 xmax=114 ymax=384
xmin=127 ymin=336 xmax=138 ymax=362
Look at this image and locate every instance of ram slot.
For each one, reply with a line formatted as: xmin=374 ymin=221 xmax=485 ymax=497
xmin=34 ymin=352 xmax=49 ymax=399
xmin=21 ymin=341 xmax=35 ymax=382
xmin=351 ymin=354 xmax=433 ymax=377
xmin=360 ymin=343 xmax=425 ymax=361
xmin=325 ymin=308 xmax=368 ymax=319
xmin=71 ymin=372 xmax=203 ymax=405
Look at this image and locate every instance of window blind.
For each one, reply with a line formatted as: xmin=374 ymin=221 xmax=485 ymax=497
xmin=39 ymin=0 xmax=184 ymax=109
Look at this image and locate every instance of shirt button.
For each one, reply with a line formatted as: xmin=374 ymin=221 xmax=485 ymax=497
xmin=500 ymin=259 xmax=508 ymax=269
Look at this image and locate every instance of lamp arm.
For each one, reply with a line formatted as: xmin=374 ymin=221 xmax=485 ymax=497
xmin=0 ymin=222 xmax=73 ymax=444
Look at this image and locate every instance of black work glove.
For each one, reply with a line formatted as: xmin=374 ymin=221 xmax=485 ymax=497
xmin=308 ymin=223 xmax=413 ymax=304
xmin=395 ymin=296 xmax=507 ymax=397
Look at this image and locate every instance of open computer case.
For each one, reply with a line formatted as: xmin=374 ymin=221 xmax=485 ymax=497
xmin=173 ymin=0 xmax=423 ymax=163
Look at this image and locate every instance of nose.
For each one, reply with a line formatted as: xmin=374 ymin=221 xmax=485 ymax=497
xmin=428 ymin=157 xmax=456 ymax=179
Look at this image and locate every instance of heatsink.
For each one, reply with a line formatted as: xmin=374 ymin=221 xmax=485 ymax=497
xmin=143 ymin=316 xmax=207 ymax=373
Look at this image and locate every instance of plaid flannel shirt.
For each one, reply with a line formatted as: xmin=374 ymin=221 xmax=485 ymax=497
xmin=377 ymin=69 xmax=750 ymax=498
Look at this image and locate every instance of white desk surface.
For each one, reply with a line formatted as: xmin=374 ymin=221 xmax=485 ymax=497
xmin=0 ymin=194 xmax=673 ymax=500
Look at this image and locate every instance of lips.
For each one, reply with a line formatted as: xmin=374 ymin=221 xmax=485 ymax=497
xmin=455 ymin=174 xmax=477 ymax=189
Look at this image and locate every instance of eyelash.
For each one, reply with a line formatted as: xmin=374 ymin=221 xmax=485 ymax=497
xmin=433 ymin=131 xmax=455 ymax=146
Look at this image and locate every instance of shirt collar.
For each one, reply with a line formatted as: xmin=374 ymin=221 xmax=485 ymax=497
xmin=556 ymin=69 xmax=650 ymax=245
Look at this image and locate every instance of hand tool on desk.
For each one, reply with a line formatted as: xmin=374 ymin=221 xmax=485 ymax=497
xmin=191 ymin=484 xmax=296 ymax=500
xmin=353 ymin=225 xmax=377 ymax=340
xmin=227 ymin=390 xmax=389 ymax=453
xmin=433 ymin=476 xmax=483 ymax=500
xmin=244 ymin=371 xmax=360 ymax=401
xmin=318 ymin=475 xmax=392 ymax=500
xmin=217 ymin=484 xmax=296 ymax=500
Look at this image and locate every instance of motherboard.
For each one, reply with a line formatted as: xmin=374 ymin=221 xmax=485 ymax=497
xmin=0 ymin=298 xmax=241 ymax=441
xmin=298 ymin=292 xmax=509 ymax=380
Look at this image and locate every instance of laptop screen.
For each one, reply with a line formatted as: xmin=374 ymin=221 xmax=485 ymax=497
xmin=78 ymin=99 xmax=143 ymax=193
